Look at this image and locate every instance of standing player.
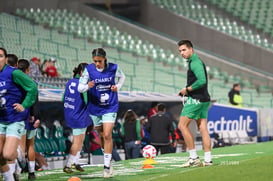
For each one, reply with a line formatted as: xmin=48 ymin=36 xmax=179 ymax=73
xmin=78 ymin=48 xmax=125 ymax=178
xmin=6 ymin=54 xmax=21 ymax=180
xmin=0 ymin=48 xmax=38 ymax=181
xmin=177 ymin=40 xmax=212 ymax=167
xmin=7 ymin=54 xmax=18 ymax=68
xmin=17 ymin=59 xmax=41 ymax=180
xmin=63 ymin=63 xmax=93 ymax=174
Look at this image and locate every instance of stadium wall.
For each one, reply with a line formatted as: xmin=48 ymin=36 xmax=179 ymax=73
xmin=40 ymin=100 xmax=272 ymax=142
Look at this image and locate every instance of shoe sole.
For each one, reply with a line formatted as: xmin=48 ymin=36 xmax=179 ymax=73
xmin=71 ymin=165 xmax=85 ymax=172
xmin=103 ymin=174 xmax=113 ymax=178
xmin=71 ymin=167 xmax=85 ymax=172
xmin=63 ymin=169 xmax=73 ymax=174
xmin=103 ymin=169 xmax=113 ymax=178
xmin=179 ymin=162 xmax=202 ymax=168
xmin=201 ymin=162 xmax=213 ymax=167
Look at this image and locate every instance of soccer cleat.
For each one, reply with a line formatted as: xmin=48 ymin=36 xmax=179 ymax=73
xmin=63 ymin=166 xmax=74 ymax=173
xmin=71 ymin=163 xmax=84 ymax=172
xmin=180 ymin=157 xmax=201 ymax=168
xmin=103 ymin=166 xmax=113 ymax=178
xmin=202 ymin=161 xmax=213 ymax=166
xmin=28 ymin=172 xmax=36 ymax=180
xmin=14 ymin=160 xmax=22 ymax=181
xmin=13 ymin=173 xmax=21 ymax=181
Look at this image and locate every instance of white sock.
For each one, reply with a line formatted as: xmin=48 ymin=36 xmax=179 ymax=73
xmin=75 ymin=151 xmax=81 ymax=164
xmin=204 ymin=151 xmax=212 ymax=162
xmin=66 ymin=154 xmax=76 ymax=167
xmin=2 ymin=170 xmax=14 ymax=181
xmin=28 ymin=161 xmax=35 ymax=173
xmin=8 ymin=163 xmax=16 ymax=174
xmin=104 ymin=153 xmax=112 ymax=168
xmin=15 ymin=160 xmax=22 ymax=174
xmin=189 ymin=149 xmax=198 ymax=159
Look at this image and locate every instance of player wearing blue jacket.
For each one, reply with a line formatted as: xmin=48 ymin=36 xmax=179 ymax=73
xmin=78 ymin=48 xmax=125 ymax=178
xmin=63 ymin=63 xmax=93 ymax=174
xmin=0 ymin=48 xmax=37 ymax=181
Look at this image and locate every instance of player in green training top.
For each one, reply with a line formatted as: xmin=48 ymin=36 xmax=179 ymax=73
xmin=0 ymin=48 xmax=38 ymax=181
xmin=177 ymin=40 xmax=212 ymax=167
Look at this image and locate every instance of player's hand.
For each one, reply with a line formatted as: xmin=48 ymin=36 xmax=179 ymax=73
xmin=178 ymin=88 xmax=187 ymax=96
xmin=88 ymin=80 xmax=95 ymax=89
xmin=29 ymin=116 xmax=35 ymax=123
xmin=13 ymin=103 xmax=25 ymax=112
xmin=111 ymin=85 xmax=118 ymax=92
xmin=34 ymin=119 xmax=40 ymax=128
xmin=172 ymin=141 xmax=177 ymax=147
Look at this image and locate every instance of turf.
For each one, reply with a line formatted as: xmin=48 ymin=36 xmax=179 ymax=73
xmin=19 ymin=141 xmax=273 ymax=181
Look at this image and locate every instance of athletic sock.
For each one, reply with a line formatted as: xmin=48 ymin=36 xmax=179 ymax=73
xmin=75 ymin=151 xmax=81 ymax=164
xmin=28 ymin=161 xmax=35 ymax=173
xmin=189 ymin=149 xmax=198 ymax=159
xmin=66 ymin=154 xmax=76 ymax=167
xmin=204 ymin=151 xmax=212 ymax=162
xmin=104 ymin=153 xmax=112 ymax=168
xmin=8 ymin=163 xmax=16 ymax=174
xmin=3 ymin=170 xmax=14 ymax=181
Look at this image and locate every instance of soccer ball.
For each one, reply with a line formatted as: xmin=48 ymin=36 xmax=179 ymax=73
xmin=142 ymin=145 xmax=157 ymax=159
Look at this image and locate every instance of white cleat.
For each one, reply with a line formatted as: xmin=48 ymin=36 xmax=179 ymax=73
xmin=180 ymin=157 xmax=202 ymax=168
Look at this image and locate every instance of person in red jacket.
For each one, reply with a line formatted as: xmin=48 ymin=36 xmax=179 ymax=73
xmin=45 ymin=58 xmax=60 ymax=77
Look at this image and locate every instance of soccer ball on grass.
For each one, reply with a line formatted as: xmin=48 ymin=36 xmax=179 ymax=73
xmin=142 ymin=145 xmax=157 ymax=159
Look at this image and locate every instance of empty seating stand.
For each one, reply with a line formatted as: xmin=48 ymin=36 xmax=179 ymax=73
xmin=1 ymin=10 xmax=273 ymax=107
xmin=151 ymin=0 xmax=272 ymax=51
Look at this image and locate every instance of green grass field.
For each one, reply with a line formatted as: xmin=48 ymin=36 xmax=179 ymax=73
xmin=20 ymin=141 xmax=273 ymax=181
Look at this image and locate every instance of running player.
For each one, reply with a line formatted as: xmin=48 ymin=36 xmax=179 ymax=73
xmin=177 ymin=40 xmax=212 ymax=167
xmin=63 ymin=63 xmax=93 ymax=174
xmin=78 ymin=48 xmax=125 ymax=178
xmin=0 ymin=48 xmax=38 ymax=181
xmin=17 ymin=59 xmax=41 ymax=180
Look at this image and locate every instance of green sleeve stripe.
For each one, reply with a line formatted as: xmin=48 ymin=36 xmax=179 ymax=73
xmin=12 ymin=70 xmax=38 ymax=108
xmin=83 ymin=92 xmax=88 ymax=104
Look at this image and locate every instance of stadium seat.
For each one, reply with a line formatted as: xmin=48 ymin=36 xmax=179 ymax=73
xmin=220 ymin=131 xmax=230 ymax=144
xmin=228 ymin=131 xmax=239 ymax=145
xmin=53 ymin=120 xmax=68 ymax=155
xmin=34 ymin=127 xmax=46 ymax=154
xmin=236 ymin=130 xmax=253 ymax=144
xmin=40 ymin=123 xmax=59 ymax=156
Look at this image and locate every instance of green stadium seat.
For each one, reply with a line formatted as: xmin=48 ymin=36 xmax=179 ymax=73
xmin=35 ymin=127 xmax=46 ymax=154
xmin=53 ymin=121 xmax=68 ymax=155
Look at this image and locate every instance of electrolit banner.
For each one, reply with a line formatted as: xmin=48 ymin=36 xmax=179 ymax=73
xmin=207 ymin=104 xmax=258 ymax=137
